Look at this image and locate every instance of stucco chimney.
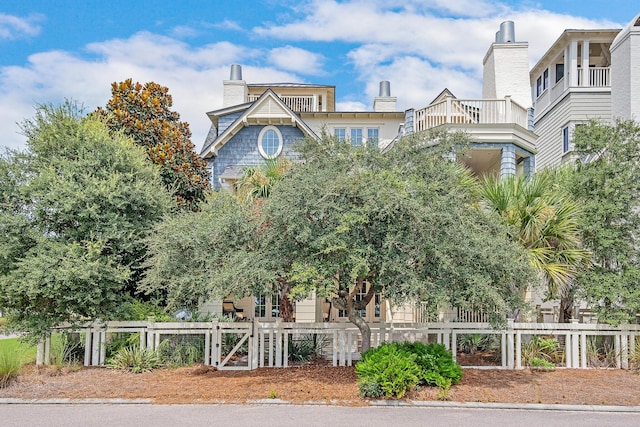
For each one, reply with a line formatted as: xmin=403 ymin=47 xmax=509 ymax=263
xmin=223 ymin=64 xmax=247 ymax=107
xmin=482 ymin=22 xmax=532 ymax=108
xmin=374 ymin=81 xmax=397 ymax=112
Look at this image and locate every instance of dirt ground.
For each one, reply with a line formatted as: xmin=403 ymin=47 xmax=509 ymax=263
xmin=2 ymin=362 xmax=640 ymax=406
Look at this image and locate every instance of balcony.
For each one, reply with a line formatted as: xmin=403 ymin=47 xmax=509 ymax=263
xmin=413 ymin=97 xmax=529 ymax=132
xmin=577 ymin=67 xmax=610 ymax=87
xmin=248 ymin=94 xmax=320 ymax=112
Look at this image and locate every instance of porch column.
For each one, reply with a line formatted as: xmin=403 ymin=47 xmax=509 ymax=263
xmin=569 ymin=41 xmax=579 ymax=87
xmin=500 ymin=145 xmax=517 ymax=178
xmin=581 ymin=40 xmax=590 ymax=86
xmin=522 ymin=155 xmax=535 ymax=179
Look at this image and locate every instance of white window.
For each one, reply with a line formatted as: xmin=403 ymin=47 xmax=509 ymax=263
xmin=254 ymin=294 xmax=280 ymax=319
xmin=350 ymin=128 xmax=363 ymax=147
xmin=562 ymin=126 xmax=569 ymax=153
xmin=334 ymin=128 xmax=346 ymax=142
xmin=258 ymin=126 xmax=283 ymax=159
xmin=367 ymin=128 xmax=379 ymax=144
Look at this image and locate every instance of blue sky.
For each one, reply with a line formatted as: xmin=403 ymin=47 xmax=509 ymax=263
xmin=1 ymin=1 xmax=638 ymax=151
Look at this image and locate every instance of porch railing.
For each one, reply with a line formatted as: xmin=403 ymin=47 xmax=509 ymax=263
xmin=577 ymin=67 xmax=610 ymax=87
xmin=413 ymin=97 xmax=529 ymax=132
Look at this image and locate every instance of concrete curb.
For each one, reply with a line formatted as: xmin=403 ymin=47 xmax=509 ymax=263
xmin=0 ymin=398 xmax=153 ymax=405
xmin=2 ymin=397 xmax=639 ymax=412
xmin=371 ymin=400 xmax=640 ymax=412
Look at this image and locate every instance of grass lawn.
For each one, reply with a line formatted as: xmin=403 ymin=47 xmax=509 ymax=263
xmin=0 ymin=338 xmax=37 ymax=364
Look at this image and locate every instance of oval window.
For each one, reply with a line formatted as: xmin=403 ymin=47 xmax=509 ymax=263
xmin=258 ymin=126 xmax=283 ymax=159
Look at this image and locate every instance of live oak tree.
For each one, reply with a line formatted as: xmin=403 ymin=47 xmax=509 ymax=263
xmin=568 ymin=120 xmax=640 ymax=324
xmin=259 ymin=131 xmax=534 ymax=351
xmin=140 ymin=191 xmax=275 ymax=311
xmin=96 ymin=79 xmax=210 ymax=210
xmin=0 ymin=102 xmax=174 ymax=338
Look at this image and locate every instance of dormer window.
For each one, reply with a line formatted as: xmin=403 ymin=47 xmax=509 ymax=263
xmin=258 ymin=126 xmax=283 ymax=159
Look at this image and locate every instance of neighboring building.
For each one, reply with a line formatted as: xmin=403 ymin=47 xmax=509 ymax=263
xmin=199 ymin=14 xmax=640 ymax=323
xmin=530 ymin=12 xmax=640 ymax=170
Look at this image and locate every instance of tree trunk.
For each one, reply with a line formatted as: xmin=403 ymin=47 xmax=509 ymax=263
xmin=278 ymin=279 xmax=294 ymax=322
xmin=332 ymin=279 xmax=375 ymax=352
xmin=348 ymin=307 xmax=372 ymax=353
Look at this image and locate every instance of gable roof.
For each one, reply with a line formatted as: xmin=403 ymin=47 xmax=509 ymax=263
xmin=429 ymin=88 xmax=457 ymax=105
xmin=200 ymin=89 xmax=319 ymax=159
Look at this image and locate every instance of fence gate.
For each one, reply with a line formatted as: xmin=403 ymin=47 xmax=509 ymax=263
xmin=213 ymin=322 xmax=253 ymax=370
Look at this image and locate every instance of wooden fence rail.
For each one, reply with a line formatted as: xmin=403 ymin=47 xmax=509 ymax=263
xmin=38 ymin=320 xmax=640 ymax=370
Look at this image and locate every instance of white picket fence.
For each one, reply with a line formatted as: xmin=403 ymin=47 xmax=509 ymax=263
xmin=38 ymin=320 xmax=640 ymax=370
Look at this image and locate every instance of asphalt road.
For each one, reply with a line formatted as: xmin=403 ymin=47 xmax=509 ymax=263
xmin=1 ymin=404 xmax=639 ymax=427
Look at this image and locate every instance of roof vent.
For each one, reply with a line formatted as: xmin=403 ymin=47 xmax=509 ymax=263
xmin=230 ymin=64 xmax=243 ymax=81
xmin=379 ymin=81 xmax=391 ymax=97
xmin=498 ymin=21 xmax=515 ymax=43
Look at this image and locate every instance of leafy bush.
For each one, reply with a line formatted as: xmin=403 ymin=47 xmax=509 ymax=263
xmin=529 ymin=357 xmax=556 ymax=370
xmin=522 ymin=335 xmax=563 ymax=366
xmin=356 ymin=343 xmax=421 ymax=398
xmin=356 ymin=342 xmax=463 ymax=399
xmin=107 ymin=346 xmax=161 ymax=373
xmin=157 ymin=336 xmax=204 ymax=367
xmin=289 ymin=333 xmax=329 ymax=362
xmin=399 ymin=342 xmax=463 ymax=386
xmin=0 ymin=349 xmax=24 ymax=388
xmin=49 ymin=333 xmax=84 ymax=368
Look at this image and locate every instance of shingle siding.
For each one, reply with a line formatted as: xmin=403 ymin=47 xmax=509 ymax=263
xmin=211 ymin=125 xmax=305 ymax=190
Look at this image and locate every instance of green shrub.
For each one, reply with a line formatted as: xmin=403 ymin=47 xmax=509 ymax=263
xmin=289 ymin=333 xmax=329 ymax=362
xmin=157 ymin=336 xmax=203 ymax=367
xmin=0 ymin=349 xmax=24 ymax=388
xmin=50 ymin=333 xmax=84 ymax=367
xmin=107 ymin=346 xmax=161 ymax=373
xmin=399 ymin=342 xmax=463 ymax=386
xmin=356 ymin=343 xmax=421 ymax=398
xmin=522 ymin=335 xmax=563 ymax=366
xmin=355 ymin=342 xmax=463 ymax=399
xmin=529 ymin=357 xmax=556 ymax=370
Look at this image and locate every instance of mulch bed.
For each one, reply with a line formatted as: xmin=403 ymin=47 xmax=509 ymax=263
xmin=1 ymin=362 xmax=639 ymax=406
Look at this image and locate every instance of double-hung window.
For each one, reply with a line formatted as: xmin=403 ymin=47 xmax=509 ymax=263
xmin=350 ymin=128 xmax=363 ymax=147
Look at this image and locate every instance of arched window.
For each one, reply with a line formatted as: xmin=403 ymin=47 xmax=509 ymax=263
xmin=258 ymin=126 xmax=283 ymax=159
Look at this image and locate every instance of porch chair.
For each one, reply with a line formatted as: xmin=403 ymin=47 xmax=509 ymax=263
xmin=222 ymin=301 xmax=245 ymax=320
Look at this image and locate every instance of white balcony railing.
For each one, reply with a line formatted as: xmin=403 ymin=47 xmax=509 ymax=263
xmin=248 ymin=94 xmax=319 ymax=112
xmin=414 ymin=97 xmax=529 ymax=132
xmin=577 ymin=67 xmax=610 ymax=87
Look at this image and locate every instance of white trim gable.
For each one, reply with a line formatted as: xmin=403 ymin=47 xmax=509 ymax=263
xmin=201 ymin=89 xmax=319 ymax=158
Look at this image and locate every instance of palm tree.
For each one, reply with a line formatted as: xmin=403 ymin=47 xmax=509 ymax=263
xmin=479 ymin=171 xmax=590 ymax=322
xmin=236 ymin=158 xmax=295 ymax=321
xmin=236 ymin=158 xmax=293 ymax=202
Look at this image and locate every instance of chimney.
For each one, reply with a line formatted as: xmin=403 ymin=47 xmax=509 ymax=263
xmin=482 ymin=22 xmax=532 ymax=108
xmin=373 ymin=80 xmax=397 ymax=112
xmin=223 ymin=64 xmax=247 ymax=107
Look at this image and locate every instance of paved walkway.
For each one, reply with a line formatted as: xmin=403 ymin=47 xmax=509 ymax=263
xmin=0 ymin=334 xmax=20 ymax=340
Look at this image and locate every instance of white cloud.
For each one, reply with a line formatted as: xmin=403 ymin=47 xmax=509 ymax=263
xmin=212 ymin=19 xmax=243 ymax=32
xmin=254 ymin=1 xmax=620 ymax=108
xmin=0 ymin=13 xmax=42 ymax=40
xmin=268 ymin=46 xmax=326 ymax=75
xmin=0 ymin=32 xmax=301 ymax=152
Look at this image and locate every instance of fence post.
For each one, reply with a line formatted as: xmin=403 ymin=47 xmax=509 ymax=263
xmin=84 ymin=328 xmax=92 ymax=366
xmin=251 ymin=320 xmax=259 ymax=370
xmin=571 ymin=320 xmax=580 ymax=368
xmin=515 ymin=330 xmax=522 ymax=369
xmin=506 ymin=319 xmax=514 ymax=369
xmin=338 ymin=329 xmax=346 ymax=367
xmin=451 ymin=332 xmax=457 ymax=363
xmin=91 ymin=329 xmax=100 ymax=366
xmin=580 ymin=331 xmax=587 ymax=368
xmin=275 ymin=326 xmax=282 ymax=367
xmin=36 ymin=339 xmax=45 ymax=366
xmin=621 ymin=326 xmax=629 ymax=370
